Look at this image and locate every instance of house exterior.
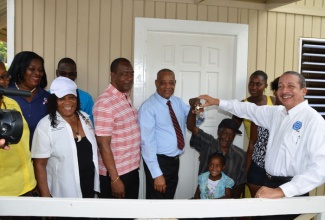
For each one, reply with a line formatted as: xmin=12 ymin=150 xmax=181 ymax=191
xmin=8 ymin=0 xmax=325 ymax=197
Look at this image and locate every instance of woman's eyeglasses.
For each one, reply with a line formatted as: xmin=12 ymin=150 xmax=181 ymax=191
xmin=0 ymin=72 xmax=10 ymax=80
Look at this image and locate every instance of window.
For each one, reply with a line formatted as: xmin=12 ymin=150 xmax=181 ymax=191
xmin=299 ymin=38 xmax=325 ymax=119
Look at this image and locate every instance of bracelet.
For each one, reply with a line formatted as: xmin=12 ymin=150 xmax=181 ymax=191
xmin=111 ymin=176 xmax=120 ymax=184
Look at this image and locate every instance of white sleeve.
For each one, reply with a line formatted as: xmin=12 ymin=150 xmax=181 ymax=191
xmin=219 ymin=99 xmax=275 ymax=130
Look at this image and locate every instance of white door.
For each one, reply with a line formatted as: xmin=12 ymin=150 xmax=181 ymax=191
xmin=134 ymin=18 xmax=248 ymax=199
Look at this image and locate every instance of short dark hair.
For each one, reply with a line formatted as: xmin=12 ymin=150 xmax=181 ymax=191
xmin=208 ymin=152 xmax=226 ymax=166
xmin=250 ymin=70 xmax=268 ymax=82
xmin=282 ymin=71 xmax=306 ymax=88
xmin=110 ymin=58 xmax=131 ymax=73
xmin=157 ymin=68 xmax=175 ymax=78
xmin=8 ymin=51 xmax=48 ymax=88
xmin=270 ymin=77 xmax=280 ymax=91
xmin=57 ymin=57 xmax=76 ymax=68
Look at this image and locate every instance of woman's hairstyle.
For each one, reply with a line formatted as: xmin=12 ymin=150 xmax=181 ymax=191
xmin=270 ymin=77 xmax=280 ymax=91
xmin=208 ymin=152 xmax=226 ymax=166
xmin=47 ymin=93 xmax=82 ymax=128
xmin=8 ymin=51 xmax=48 ymax=88
xmin=250 ymin=70 xmax=268 ymax=82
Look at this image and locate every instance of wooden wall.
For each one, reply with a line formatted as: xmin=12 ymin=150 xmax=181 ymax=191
xmin=13 ymin=0 xmax=325 ymax=98
xmin=12 ymin=0 xmax=325 ymax=196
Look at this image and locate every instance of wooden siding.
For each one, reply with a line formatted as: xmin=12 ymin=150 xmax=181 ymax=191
xmin=13 ymin=0 xmax=325 ymax=97
xmin=13 ymin=0 xmax=325 ymax=196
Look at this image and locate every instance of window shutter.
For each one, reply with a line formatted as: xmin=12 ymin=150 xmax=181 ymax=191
xmin=299 ymin=38 xmax=325 ymax=119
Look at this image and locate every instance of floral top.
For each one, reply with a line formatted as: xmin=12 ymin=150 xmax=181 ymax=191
xmin=198 ymin=171 xmax=234 ymax=199
xmin=252 ymin=126 xmax=269 ymax=168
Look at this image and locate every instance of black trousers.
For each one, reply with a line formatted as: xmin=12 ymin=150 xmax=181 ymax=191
xmin=259 ymin=176 xmax=309 ymax=220
xmin=99 ymin=168 xmax=139 ymax=199
xmin=143 ymin=154 xmax=180 ymax=199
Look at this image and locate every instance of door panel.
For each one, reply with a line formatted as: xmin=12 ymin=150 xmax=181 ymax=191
xmin=134 ymin=18 xmax=248 ymax=199
xmin=144 ymin=32 xmax=235 ymax=199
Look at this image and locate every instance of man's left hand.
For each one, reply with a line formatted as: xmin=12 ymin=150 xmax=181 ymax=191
xmin=255 ymin=186 xmax=285 ymax=198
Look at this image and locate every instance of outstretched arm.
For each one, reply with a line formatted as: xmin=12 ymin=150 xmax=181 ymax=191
xmin=198 ymin=95 xmax=220 ymax=107
xmin=187 ymin=98 xmax=201 ymax=136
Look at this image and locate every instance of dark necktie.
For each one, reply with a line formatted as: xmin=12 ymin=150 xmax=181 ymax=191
xmin=166 ymin=100 xmax=185 ymax=150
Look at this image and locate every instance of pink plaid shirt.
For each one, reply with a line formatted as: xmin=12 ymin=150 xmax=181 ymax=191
xmin=93 ymin=84 xmax=141 ymax=176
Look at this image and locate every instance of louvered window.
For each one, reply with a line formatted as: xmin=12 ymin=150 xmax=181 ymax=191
xmin=299 ymin=38 xmax=325 ymax=119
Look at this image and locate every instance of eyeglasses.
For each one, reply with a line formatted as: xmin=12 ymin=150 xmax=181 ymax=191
xmin=0 ymin=72 xmax=10 ymax=80
xmin=58 ymin=71 xmax=77 ymax=78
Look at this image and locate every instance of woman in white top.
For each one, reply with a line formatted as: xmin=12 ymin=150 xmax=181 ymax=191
xmin=32 ymin=77 xmax=99 ymax=198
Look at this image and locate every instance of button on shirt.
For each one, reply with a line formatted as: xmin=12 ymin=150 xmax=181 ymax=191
xmin=138 ymin=92 xmax=190 ymax=178
xmin=219 ymin=99 xmax=325 ymax=197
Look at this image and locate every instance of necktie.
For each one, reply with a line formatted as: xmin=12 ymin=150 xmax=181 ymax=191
xmin=166 ymin=100 xmax=185 ymax=150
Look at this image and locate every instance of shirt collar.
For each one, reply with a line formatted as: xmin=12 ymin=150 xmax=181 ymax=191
xmin=154 ymin=92 xmax=174 ymax=105
xmin=108 ymin=84 xmax=130 ymax=99
xmin=286 ymin=100 xmax=309 ymax=118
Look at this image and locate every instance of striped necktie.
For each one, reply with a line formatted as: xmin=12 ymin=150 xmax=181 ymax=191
xmin=166 ymin=100 xmax=185 ymax=150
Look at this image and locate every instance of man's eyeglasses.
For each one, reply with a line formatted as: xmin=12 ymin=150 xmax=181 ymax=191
xmin=0 ymin=73 xmax=10 ymax=80
xmin=58 ymin=71 xmax=77 ymax=78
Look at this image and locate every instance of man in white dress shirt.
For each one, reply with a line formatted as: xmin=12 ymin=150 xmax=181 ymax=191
xmin=198 ymin=71 xmax=325 ymax=202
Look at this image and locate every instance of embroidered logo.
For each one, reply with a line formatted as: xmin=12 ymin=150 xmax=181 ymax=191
xmin=43 ymin=98 xmax=48 ymax=105
xmin=293 ymin=121 xmax=302 ymax=144
xmin=293 ymin=121 xmax=302 ymax=132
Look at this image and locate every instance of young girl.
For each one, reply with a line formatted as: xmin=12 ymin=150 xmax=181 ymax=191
xmin=194 ymin=152 xmax=234 ymax=199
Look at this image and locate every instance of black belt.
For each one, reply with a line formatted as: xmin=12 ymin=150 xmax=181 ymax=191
xmin=157 ymin=154 xmax=179 ymax=160
xmin=266 ymin=172 xmax=293 ymax=182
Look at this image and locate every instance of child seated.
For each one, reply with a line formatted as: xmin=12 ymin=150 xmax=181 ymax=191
xmin=194 ymin=152 xmax=234 ymax=199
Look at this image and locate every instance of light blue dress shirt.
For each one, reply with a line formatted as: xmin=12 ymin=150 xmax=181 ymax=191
xmin=77 ymin=89 xmax=94 ymax=124
xmin=138 ymin=92 xmax=190 ymax=178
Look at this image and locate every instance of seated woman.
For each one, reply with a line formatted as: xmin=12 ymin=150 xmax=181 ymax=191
xmin=31 ymin=77 xmax=99 ymax=198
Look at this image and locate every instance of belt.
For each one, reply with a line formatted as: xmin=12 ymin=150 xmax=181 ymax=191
xmin=157 ymin=154 xmax=179 ymax=160
xmin=266 ymin=172 xmax=293 ymax=182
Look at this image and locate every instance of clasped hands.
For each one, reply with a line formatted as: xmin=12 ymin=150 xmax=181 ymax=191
xmin=189 ymin=95 xmax=218 ymax=113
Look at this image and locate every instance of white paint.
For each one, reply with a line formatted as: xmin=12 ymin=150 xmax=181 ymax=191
xmin=134 ymin=18 xmax=248 ymax=199
xmin=7 ymin=0 xmax=15 ymax=65
xmin=0 ymin=196 xmax=325 ymax=219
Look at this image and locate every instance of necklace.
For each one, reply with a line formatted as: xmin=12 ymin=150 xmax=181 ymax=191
xmin=15 ymin=82 xmax=37 ymax=93
xmin=71 ymin=117 xmax=82 ymax=142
